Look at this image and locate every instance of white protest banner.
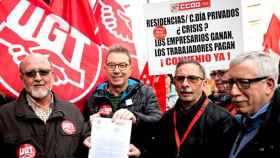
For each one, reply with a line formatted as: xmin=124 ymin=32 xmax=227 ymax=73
xmin=143 ymin=0 xmax=243 ymax=75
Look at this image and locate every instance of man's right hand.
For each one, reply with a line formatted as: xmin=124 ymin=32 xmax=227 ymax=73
xmin=128 ymin=144 xmax=141 ymax=158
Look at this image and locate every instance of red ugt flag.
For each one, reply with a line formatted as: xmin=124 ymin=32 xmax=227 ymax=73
xmin=49 ymin=0 xmax=141 ymax=110
xmin=263 ymin=14 xmax=280 ymax=55
xmin=50 ymin=0 xmax=140 ymax=79
xmin=50 ymin=0 xmax=100 ymax=44
xmin=0 ymin=0 xmax=103 ymax=111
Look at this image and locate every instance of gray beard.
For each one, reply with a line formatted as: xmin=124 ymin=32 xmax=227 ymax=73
xmin=30 ymin=87 xmax=51 ymax=99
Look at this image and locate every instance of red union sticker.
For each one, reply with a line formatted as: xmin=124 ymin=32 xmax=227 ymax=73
xmin=61 ymin=120 xmax=76 ymax=135
xmin=99 ymin=104 xmax=113 ymax=117
xmin=153 ymin=26 xmax=167 ymax=40
xmin=170 ymin=0 xmax=211 ymax=12
xmin=17 ymin=144 xmax=36 ymax=158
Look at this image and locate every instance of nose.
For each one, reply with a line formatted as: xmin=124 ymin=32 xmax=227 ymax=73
xmin=181 ymin=78 xmax=191 ymax=87
xmin=230 ymin=83 xmax=241 ymax=96
xmin=113 ymin=65 xmax=121 ymax=73
xmin=33 ymin=72 xmax=42 ymax=81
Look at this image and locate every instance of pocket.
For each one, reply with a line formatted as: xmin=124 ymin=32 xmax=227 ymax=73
xmin=56 ymin=124 xmax=81 ymax=157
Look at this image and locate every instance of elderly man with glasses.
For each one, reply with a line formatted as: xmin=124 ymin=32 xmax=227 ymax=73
xmin=83 ymin=45 xmax=161 ymax=158
xmin=153 ymin=60 xmax=237 ymax=158
xmin=225 ymin=52 xmax=280 ymax=158
xmin=0 ymin=53 xmax=91 ymax=158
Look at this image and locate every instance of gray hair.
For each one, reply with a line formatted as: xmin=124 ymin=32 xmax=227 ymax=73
xmin=106 ymin=45 xmax=131 ymax=64
xmin=176 ymin=60 xmax=206 ymax=79
xmin=230 ymin=51 xmax=279 ymax=86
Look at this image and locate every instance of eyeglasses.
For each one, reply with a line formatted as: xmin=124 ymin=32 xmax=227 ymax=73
xmin=22 ymin=69 xmax=51 ymax=78
xmin=106 ymin=63 xmax=130 ymax=71
xmin=174 ymin=75 xmax=204 ymax=84
xmin=210 ymin=70 xmax=226 ymax=78
xmin=223 ymin=76 xmax=268 ymax=90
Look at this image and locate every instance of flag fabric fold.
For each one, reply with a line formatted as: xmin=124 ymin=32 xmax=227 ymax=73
xmin=263 ymin=14 xmax=280 ymax=55
xmin=140 ymin=63 xmax=166 ymax=112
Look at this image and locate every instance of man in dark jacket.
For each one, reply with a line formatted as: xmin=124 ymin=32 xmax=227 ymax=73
xmin=0 ymin=53 xmax=90 ymax=158
xmin=154 ymin=60 xmax=237 ymax=158
xmin=226 ymin=52 xmax=280 ymax=158
xmin=83 ymin=45 xmax=162 ymax=158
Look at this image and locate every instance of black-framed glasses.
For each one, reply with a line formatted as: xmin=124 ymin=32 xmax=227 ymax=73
xmin=22 ymin=69 xmax=51 ymax=78
xmin=174 ymin=75 xmax=204 ymax=84
xmin=223 ymin=76 xmax=268 ymax=90
xmin=106 ymin=62 xmax=130 ymax=71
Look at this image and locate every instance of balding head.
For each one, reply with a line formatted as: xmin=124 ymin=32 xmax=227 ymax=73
xmin=19 ymin=53 xmax=52 ymax=74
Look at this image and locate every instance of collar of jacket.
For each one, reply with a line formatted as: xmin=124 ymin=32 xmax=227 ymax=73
xmin=15 ymin=90 xmax=66 ymax=120
xmin=251 ymin=87 xmax=280 ymax=136
xmin=95 ymin=78 xmax=142 ymax=100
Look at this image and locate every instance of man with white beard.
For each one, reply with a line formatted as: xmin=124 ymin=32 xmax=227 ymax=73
xmin=0 ymin=53 xmax=90 ymax=158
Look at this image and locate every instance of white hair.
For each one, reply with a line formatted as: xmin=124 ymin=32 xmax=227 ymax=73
xmin=230 ymin=51 xmax=279 ymax=87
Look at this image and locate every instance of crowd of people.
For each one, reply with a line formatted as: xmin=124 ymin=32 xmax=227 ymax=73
xmin=0 ymin=46 xmax=280 ymax=158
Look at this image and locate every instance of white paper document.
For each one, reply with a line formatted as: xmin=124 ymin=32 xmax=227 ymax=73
xmin=88 ymin=117 xmax=132 ymax=158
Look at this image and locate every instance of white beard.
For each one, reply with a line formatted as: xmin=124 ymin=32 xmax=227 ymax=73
xmin=30 ymin=87 xmax=51 ymax=99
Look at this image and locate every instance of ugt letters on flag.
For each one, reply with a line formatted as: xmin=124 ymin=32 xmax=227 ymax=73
xmin=0 ymin=0 xmax=103 ymax=105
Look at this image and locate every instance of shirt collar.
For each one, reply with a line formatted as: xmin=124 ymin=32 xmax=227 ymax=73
xmin=26 ymin=93 xmax=54 ymax=110
xmin=249 ymin=102 xmax=270 ymax=119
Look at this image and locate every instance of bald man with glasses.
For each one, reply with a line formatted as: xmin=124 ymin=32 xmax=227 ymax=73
xmin=226 ymin=52 xmax=280 ymax=158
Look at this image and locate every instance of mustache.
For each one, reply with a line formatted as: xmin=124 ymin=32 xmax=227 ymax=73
xmin=179 ymin=88 xmax=193 ymax=93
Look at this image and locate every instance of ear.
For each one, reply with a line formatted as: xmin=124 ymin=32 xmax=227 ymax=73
xmin=50 ymin=72 xmax=55 ymax=83
xmin=265 ymin=78 xmax=275 ymax=95
xmin=201 ymin=79 xmax=206 ymax=89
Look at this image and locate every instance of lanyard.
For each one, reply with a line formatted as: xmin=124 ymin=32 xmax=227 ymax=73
xmin=173 ymin=98 xmax=208 ymax=154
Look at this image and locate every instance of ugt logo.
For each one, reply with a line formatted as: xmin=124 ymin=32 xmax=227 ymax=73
xmin=0 ymin=0 xmax=103 ymax=102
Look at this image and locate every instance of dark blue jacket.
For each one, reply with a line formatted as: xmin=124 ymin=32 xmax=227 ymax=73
xmin=234 ymin=88 xmax=280 ymax=158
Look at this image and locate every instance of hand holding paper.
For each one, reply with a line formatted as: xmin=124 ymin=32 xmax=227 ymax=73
xmin=88 ymin=117 xmax=132 ymax=158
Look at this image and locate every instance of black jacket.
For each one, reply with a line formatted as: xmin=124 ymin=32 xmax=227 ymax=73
xmin=83 ymin=78 xmax=162 ymax=158
xmin=154 ymin=93 xmax=238 ymax=158
xmin=234 ymin=88 xmax=280 ymax=158
xmin=0 ymin=90 xmax=89 ymax=158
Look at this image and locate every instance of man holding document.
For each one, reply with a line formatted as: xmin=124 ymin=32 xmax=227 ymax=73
xmin=84 ymin=45 xmax=162 ymax=158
